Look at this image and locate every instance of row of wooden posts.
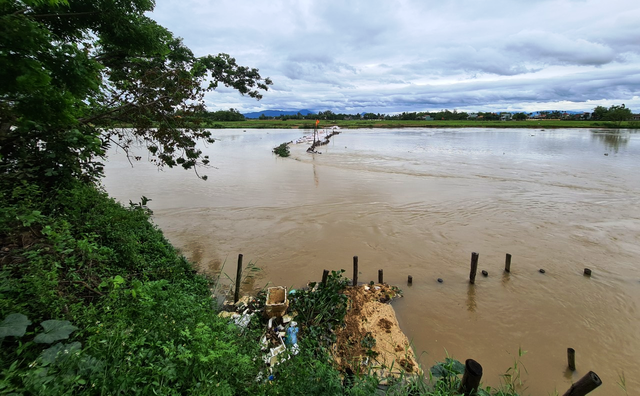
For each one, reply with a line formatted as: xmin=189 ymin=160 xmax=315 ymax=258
xmin=319 ymin=253 xmax=595 ymax=289
xmin=468 ymin=252 xmax=593 ymax=284
xmin=233 ymin=253 xmax=602 ymax=395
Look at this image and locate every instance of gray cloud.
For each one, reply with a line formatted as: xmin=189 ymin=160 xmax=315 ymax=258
xmin=506 ymin=30 xmax=617 ymax=66
xmin=152 ymin=0 xmax=640 ymax=113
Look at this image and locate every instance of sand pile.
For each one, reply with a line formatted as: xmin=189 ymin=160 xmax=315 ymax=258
xmin=333 ymin=284 xmax=420 ymax=378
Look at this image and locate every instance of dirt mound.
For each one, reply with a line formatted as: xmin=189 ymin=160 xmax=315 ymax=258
xmin=333 ymin=284 xmax=420 ymax=378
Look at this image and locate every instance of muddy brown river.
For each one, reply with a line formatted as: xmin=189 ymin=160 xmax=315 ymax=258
xmin=104 ymin=128 xmax=640 ymax=395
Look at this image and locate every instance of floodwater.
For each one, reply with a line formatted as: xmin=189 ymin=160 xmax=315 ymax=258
xmin=103 ymin=128 xmax=640 ymax=395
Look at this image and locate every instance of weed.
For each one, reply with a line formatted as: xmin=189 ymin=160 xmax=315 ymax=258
xmin=500 ymin=346 xmax=528 ymax=394
xmin=617 ymin=371 xmax=628 ymax=395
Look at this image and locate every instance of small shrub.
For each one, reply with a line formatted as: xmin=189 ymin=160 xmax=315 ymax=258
xmin=273 ymin=142 xmax=290 ymax=157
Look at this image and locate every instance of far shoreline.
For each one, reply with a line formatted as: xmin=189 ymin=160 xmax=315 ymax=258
xmin=202 ymin=119 xmax=639 ymax=130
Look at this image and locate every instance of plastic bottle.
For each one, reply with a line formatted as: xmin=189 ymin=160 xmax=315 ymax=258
xmin=285 ymin=321 xmax=298 ymax=346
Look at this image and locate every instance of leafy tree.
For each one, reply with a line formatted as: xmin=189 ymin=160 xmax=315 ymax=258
xmin=604 ymin=104 xmax=632 ymax=126
xmin=0 ymin=0 xmax=271 ymax=187
xmin=204 ymin=108 xmax=245 ymax=122
xmin=513 ymin=112 xmax=528 ymax=121
xmin=591 ymin=106 xmax=608 ymax=121
xmin=478 ymin=112 xmax=499 ymax=121
xmin=547 ymin=110 xmax=563 ymax=119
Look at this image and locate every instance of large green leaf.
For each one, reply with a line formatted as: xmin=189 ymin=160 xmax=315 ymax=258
xmin=0 ymin=313 xmax=32 ymax=338
xmin=41 ymin=342 xmax=82 ymax=365
xmin=34 ymin=320 xmax=78 ymax=344
xmin=429 ymin=358 xmax=465 ymax=377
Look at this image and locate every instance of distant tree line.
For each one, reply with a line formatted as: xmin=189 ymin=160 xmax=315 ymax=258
xmin=202 ymin=108 xmax=246 ymax=121
xmin=245 ymin=104 xmax=634 ymax=123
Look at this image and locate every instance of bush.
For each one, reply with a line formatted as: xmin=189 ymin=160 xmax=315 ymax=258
xmin=273 ymin=143 xmax=290 ymax=157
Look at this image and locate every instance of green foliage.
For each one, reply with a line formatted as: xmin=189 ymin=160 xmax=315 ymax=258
xmin=1 ymin=0 xmax=271 ymax=188
xmin=604 ymin=104 xmax=633 ymax=126
xmin=0 ymin=182 xmax=268 ymax=394
xmin=430 ymin=358 xmax=465 ymax=378
xmin=262 ymin=348 xmax=345 ymax=396
xmin=498 ymin=347 xmax=527 ymax=394
xmin=592 ymin=106 xmax=609 ymax=121
xmin=203 ymin=108 xmax=246 ymax=122
xmin=273 ymin=142 xmax=291 ymax=157
xmin=429 ymin=357 xmax=464 ymax=390
xmin=290 ymin=270 xmax=349 ymax=349
xmin=34 ymin=320 xmax=78 ymax=344
xmin=0 ymin=313 xmax=32 ymax=338
xmin=592 ymin=104 xmax=632 ymax=126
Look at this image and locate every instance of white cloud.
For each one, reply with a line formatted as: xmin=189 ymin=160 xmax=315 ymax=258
xmin=151 ymin=0 xmax=640 ymax=113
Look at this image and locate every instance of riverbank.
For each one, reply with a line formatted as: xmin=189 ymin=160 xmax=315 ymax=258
xmin=1 ymin=181 xmax=526 ymax=395
xmin=201 ymin=118 xmax=640 ymax=130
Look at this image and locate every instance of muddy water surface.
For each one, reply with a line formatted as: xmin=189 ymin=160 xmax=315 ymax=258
xmin=104 ymin=128 xmax=640 ymax=395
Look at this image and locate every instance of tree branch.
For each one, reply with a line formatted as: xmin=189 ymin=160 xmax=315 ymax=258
xmin=78 ymin=94 xmax=171 ymax=125
xmin=29 ymin=11 xmax=99 ymax=19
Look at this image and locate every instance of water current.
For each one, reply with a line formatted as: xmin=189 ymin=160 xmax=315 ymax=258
xmin=103 ymin=128 xmax=640 ymax=395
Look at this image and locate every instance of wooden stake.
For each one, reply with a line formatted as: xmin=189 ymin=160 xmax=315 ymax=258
xmin=562 ymin=371 xmax=602 ymax=396
xmin=378 ymin=269 xmax=384 ymax=284
xmin=584 ymin=268 xmax=592 ymax=277
xmin=234 ymin=254 xmax=243 ymax=303
xmin=459 ymin=359 xmax=483 ymax=396
xmin=353 ymin=256 xmax=358 ymax=286
xmin=505 ymin=253 xmax=512 ymax=273
xmin=408 ymin=275 xmax=413 ymax=285
xmin=321 ymin=269 xmax=329 ymax=287
xmin=469 ymin=252 xmax=479 ymax=284
xmin=567 ymin=348 xmax=576 ymax=371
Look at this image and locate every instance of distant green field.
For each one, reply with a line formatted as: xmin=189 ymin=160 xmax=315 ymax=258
xmin=205 ymin=119 xmax=640 ymax=129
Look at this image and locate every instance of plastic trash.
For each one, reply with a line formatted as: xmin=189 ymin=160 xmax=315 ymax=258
xmin=286 ymin=321 xmax=299 ymax=347
xmin=233 ymin=309 xmax=252 ymax=328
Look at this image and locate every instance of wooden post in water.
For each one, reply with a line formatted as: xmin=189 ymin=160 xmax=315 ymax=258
xmin=567 ymin=348 xmax=576 ymax=371
xmin=353 ymin=256 xmax=359 ymax=286
xmin=562 ymin=371 xmax=602 ymax=396
xmin=234 ymin=254 xmax=243 ymax=303
xmin=505 ymin=253 xmax=512 ymax=273
xmin=378 ymin=269 xmax=384 ymax=284
xmin=459 ymin=359 xmax=483 ymax=396
xmin=469 ymin=252 xmax=479 ymax=284
xmin=321 ymin=269 xmax=329 ymax=287
xmin=584 ymin=268 xmax=592 ymax=277
xmin=408 ymin=275 xmax=413 ymax=285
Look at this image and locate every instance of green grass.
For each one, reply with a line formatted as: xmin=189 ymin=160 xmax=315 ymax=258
xmin=202 ymin=119 xmax=640 ymax=129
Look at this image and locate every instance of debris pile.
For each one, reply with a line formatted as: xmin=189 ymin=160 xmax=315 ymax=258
xmin=218 ymin=288 xmax=299 ymax=380
xmin=219 ymin=279 xmax=419 ymax=383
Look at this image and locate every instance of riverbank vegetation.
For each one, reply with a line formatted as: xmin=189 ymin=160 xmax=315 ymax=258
xmin=200 ymin=118 xmax=640 ymax=130
xmin=273 ymin=142 xmax=291 ymax=157
xmin=0 ymin=181 xmax=527 ymax=395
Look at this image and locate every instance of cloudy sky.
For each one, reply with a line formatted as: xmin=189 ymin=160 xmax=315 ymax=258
xmin=151 ymin=0 xmax=640 ymax=114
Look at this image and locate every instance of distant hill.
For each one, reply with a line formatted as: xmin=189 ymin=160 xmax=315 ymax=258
xmin=243 ymin=109 xmax=314 ymax=119
xmin=529 ymin=110 xmax=588 ymax=115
